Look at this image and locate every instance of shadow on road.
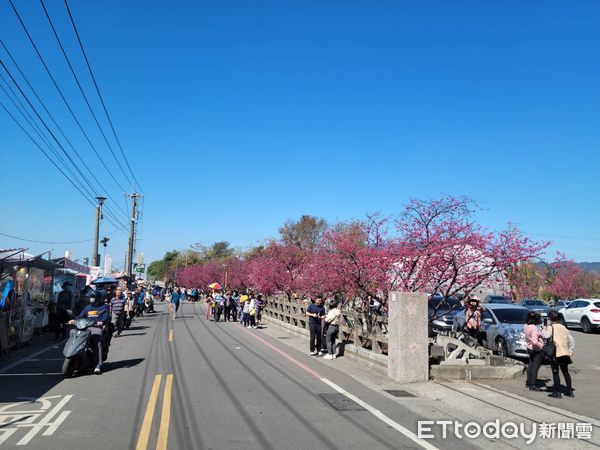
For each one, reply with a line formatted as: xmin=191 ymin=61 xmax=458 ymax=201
xmin=102 ymin=358 xmax=145 ymax=372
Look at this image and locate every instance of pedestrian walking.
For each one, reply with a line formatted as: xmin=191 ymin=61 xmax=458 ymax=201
xmin=543 ymin=310 xmax=575 ymax=398
xmin=110 ymin=288 xmax=127 ymax=338
xmin=238 ymin=293 xmax=247 ymax=323
xmin=306 ymin=296 xmax=325 ymax=355
xmin=55 ymin=281 xmax=74 ymax=340
xmin=205 ymin=293 xmax=213 ymax=320
xmin=136 ymin=288 xmax=145 ymax=317
xmin=170 ymin=288 xmax=181 ymax=319
xmin=255 ymin=294 xmax=264 ymax=324
xmin=213 ymin=291 xmax=224 ymax=322
xmin=223 ymin=291 xmax=234 ymax=322
xmin=248 ymin=294 xmax=257 ymax=328
xmin=323 ymin=299 xmax=341 ymax=359
xmin=524 ymin=311 xmax=544 ymax=390
xmin=242 ymin=296 xmax=251 ymax=327
xmin=124 ymin=290 xmax=135 ymax=329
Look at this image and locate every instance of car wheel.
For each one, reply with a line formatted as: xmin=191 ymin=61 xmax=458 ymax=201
xmin=581 ymin=317 xmax=592 ymax=334
xmin=496 ymin=337 xmax=507 ymax=357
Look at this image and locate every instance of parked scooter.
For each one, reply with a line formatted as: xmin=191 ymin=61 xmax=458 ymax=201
xmin=62 ymin=318 xmax=108 ymax=377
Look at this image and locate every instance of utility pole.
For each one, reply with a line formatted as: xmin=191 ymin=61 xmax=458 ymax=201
xmin=126 ymin=193 xmax=140 ymax=285
xmin=92 ymin=196 xmax=106 ymax=267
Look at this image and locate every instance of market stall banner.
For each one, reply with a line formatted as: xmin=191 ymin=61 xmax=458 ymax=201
xmin=1 ymin=280 xmax=14 ymax=309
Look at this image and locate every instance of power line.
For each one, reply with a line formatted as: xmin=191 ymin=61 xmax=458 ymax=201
xmin=7 ymin=0 xmax=130 ymax=197
xmin=63 ymin=0 xmax=143 ymax=193
xmin=1 ymin=40 xmax=104 ymax=199
xmin=0 ymin=229 xmax=119 ymax=245
xmin=1 ymin=100 xmax=127 ymax=234
xmin=0 ymin=74 xmax=97 ymax=201
xmin=0 ymin=58 xmax=128 ymax=231
xmin=0 ymin=39 xmax=129 ymax=221
xmin=1 ymin=101 xmax=96 ymax=209
xmin=40 ymin=0 xmax=134 ymax=190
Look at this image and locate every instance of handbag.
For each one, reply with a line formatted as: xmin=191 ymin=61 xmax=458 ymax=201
xmin=541 ymin=325 xmax=556 ymax=359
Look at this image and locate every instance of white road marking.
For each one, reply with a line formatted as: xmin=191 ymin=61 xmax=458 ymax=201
xmin=0 ymin=343 xmax=61 ymax=374
xmin=16 ymin=395 xmax=73 ymax=445
xmin=320 ymin=378 xmax=439 ymax=450
xmin=0 ymin=373 xmax=62 ymax=376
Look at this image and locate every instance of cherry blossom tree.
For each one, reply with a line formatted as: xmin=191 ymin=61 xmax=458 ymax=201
xmin=547 ymin=255 xmax=592 ymax=300
xmin=249 ymin=241 xmax=308 ymax=300
xmin=303 ymin=196 xmax=550 ymax=305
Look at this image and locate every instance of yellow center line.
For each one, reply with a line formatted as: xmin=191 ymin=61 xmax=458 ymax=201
xmin=156 ymin=374 xmax=174 ymax=450
xmin=135 ymin=374 xmax=162 ymax=450
xmin=168 ymin=329 xmax=173 ymax=343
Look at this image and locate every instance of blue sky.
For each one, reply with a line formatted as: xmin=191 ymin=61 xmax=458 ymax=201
xmin=1 ymin=0 xmax=599 ymax=267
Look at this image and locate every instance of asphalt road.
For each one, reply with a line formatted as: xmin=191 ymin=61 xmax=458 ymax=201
xmin=0 ymin=303 xmax=472 ymax=450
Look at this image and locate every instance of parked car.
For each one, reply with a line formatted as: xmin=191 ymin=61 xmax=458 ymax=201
xmin=428 ymin=296 xmax=463 ymax=335
xmin=453 ymin=304 xmax=529 ymax=358
xmin=550 ymin=300 xmax=572 ymax=312
xmin=557 ymin=299 xmax=600 ymax=333
xmin=484 ymin=295 xmax=512 ymax=304
xmin=519 ymin=299 xmax=551 ymax=317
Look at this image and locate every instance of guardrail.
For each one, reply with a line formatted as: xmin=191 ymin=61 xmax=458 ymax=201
xmin=263 ymin=296 xmax=388 ymax=355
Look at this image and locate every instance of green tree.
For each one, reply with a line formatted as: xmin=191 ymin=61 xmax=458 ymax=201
xmin=279 ymin=215 xmax=327 ymax=250
xmin=147 ymin=250 xmax=180 ymax=280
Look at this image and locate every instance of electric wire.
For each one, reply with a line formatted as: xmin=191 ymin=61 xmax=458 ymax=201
xmin=0 ymin=39 xmax=129 ymax=220
xmin=63 ymin=0 xmax=143 ymax=193
xmin=7 ymin=0 xmax=130 ymax=197
xmin=0 ymin=74 xmax=97 ymax=201
xmin=1 ymin=100 xmax=127 ymax=234
xmin=0 ymin=229 xmax=119 ymax=245
xmin=40 ymin=0 xmax=133 ymax=190
xmin=0 ymin=39 xmax=128 ymax=221
xmin=0 ymin=58 xmax=128 ymax=230
xmin=0 ymin=39 xmax=102 ymax=195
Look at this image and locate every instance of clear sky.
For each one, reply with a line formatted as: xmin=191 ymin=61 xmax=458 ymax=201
xmin=1 ymin=0 xmax=599 ymax=267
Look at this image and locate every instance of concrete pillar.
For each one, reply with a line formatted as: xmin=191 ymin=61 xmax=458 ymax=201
xmin=387 ymin=291 xmax=429 ymax=383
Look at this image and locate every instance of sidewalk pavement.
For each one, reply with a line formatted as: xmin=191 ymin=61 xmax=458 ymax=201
xmin=261 ymin=317 xmax=600 ymax=449
xmin=0 ymin=331 xmax=63 ymax=370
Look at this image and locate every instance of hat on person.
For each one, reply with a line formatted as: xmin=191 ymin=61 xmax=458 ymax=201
xmin=468 ymin=296 xmax=480 ymax=304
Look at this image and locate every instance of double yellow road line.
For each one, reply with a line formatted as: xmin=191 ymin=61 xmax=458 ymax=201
xmin=136 ymin=374 xmax=174 ymax=450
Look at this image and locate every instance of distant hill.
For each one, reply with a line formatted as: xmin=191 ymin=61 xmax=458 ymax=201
xmin=535 ymin=262 xmax=600 ymax=273
xmin=576 ymin=262 xmax=600 ymax=273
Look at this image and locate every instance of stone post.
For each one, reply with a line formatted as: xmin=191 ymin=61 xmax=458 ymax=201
xmin=387 ymin=291 xmax=429 ymax=383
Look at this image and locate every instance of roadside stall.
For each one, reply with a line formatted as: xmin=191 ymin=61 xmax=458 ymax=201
xmin=52 ymin=257 xmax=90 ymax=318
xmin=0 ymin=249 xmax=57 ymax=352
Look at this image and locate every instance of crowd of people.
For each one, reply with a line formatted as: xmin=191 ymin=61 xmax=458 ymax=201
xmin=158 ymin=287 xmax=343 ymax=359
xmin=159 ymin=286 xmax=267 ymax=328
xmin=65 ymin=284 xmax=158 ymax=374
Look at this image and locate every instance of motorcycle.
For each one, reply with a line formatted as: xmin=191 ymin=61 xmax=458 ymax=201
xmin=62 ymin=318 xmax=108 ymax=378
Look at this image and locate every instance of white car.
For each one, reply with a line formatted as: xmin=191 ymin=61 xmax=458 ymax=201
xmin=558 ymin=299 xmax=600 ymax=333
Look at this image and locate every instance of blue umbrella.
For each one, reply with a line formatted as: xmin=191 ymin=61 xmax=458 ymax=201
xmin=91 ymin=276 xmax=118 ymax=285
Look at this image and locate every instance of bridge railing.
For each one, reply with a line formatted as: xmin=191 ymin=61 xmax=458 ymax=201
xmin=263 ymin=296 xmax=388 ymax=355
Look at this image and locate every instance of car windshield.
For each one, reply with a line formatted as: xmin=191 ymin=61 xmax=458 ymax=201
xmin=490 ymin=297 xmax=510 ymax=303
xmin=492 ymin=308 xmax=528 ymax=324
xmin=594 ymin=302 xmax=600 ymax=308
